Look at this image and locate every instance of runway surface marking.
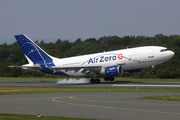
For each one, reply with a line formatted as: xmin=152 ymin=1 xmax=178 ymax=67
xmin=69 ymin=95 xmax=180 ymax=106
xmin=112 ymin=84 xmax=180 ymax=87
xmin=52 ymin=95 xmax=180 ymax=115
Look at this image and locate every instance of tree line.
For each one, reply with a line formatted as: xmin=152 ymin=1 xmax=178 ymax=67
xmin=0 ymin=34 xmax=180 ymax=78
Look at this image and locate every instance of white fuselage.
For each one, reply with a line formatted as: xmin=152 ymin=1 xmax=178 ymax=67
xmin=51 ymin=46 xmax=174 ymax=76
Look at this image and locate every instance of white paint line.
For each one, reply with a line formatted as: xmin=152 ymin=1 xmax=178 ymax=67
xmin=111 ymin=84 xmax=180 ymax=87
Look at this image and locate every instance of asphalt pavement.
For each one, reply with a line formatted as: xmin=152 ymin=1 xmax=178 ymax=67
xmin=0 ymin=80 xmax=180 ymax=120
xmin=0 ymin=91 xmax=180 ymax=120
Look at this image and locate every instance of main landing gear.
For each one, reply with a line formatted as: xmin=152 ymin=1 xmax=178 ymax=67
xmin=151 ymin=65 xmax=156 ymax=75
xmin=89 ymin=72 xmax=115 ymax=84
xmin=90 ymin=72 xmax=101 ymax=84
xmin=90 ymin=79 xmax=100 ymax=84
xmin=104 ymin=76 xmax=114 ymax=81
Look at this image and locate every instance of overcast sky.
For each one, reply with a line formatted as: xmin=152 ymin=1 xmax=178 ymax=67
xmin=0 ymin=0 xmax=180 ymax=44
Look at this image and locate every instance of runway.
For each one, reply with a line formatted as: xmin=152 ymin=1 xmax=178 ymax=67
xmin=1 ymin=80 xmax=180 ymax=87
xmin=0 ymin=80 xmax=180 ymax=120
xmin=0 ymin=92 xmax=180 ymax=120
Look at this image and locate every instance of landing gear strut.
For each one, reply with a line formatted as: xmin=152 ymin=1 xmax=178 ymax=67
xmin=151 ymin=65 xmax=156 ymax=75
xmin=90 ymin=72 xmax=101 ymax=84
xmin=104 ymin=76 xmax=114 ymax=81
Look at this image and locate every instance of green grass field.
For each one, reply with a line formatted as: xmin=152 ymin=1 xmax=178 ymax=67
xmin=0 ymin=86 xmax=180 ymax=95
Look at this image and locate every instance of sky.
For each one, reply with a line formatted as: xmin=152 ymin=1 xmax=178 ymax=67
xmin=0 ymin=0 xmax=180 ymax=44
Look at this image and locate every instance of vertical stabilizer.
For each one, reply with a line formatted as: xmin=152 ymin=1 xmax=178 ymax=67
xmin=14 ymin=34 xmax=55 ymax=67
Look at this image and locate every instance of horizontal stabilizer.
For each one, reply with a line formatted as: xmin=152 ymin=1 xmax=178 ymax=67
xmin=8 ymin=66 xmax=22 ymax=68
xmin=8 ymin=64 xmax=41 ymax=71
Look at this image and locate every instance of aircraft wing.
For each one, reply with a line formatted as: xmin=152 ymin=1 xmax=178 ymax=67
xmin=50 ymin=62 xmax=126 ymax=74
xmin=8 ymin=62 xmax=125 ymax=74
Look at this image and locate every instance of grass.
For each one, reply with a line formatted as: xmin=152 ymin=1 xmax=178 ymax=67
xmin=0 ymin=86 xmax=180 ymax=95
xmin=144 ymin=96 xmax=180 ymax=101
xmin=0 ymin=113 xmax=96 ymax=120
xmin=0 ymin=77 xmax=180 ymax=82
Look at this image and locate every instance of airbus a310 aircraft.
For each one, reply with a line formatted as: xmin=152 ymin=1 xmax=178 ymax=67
xmin=9 ymin=34 xmax=175 ymax=83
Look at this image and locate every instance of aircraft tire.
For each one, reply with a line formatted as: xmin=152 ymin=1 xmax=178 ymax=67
xmin=151 ymin=71 xmax=156 ymax=75
xmin=109 ymin=77 xmax=114 ymax=81
xmin=95 ymin=79 xmax=100 ymax=83
xmin=104 ymin=77 xmax=109 ymax=81
xmin=90 ymin=79 xmax=95 ymax=84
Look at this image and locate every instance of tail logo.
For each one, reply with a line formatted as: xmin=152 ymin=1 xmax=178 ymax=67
xmin=28 ymin=49 xmax=37 ymax=56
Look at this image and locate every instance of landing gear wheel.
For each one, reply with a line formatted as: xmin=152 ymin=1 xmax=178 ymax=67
xmin=90 ymin=79 xmax=101 ymax=84
xmin=151 ymin=65 xmax=156 ymax=75
xmin=90 ymin=79 xmax=95 ymax=84
xmin=95 ymin=79 xmax=100 ymax=83
xmin=90 ymin=72 xmax=100 ymax=84
xmin=151 ymin=71 xmax=156 ymax=75
xmin=104 ymin=77 xmax=109 ymax=81
xmin=109 ymin=77 xmax=114 ymax=81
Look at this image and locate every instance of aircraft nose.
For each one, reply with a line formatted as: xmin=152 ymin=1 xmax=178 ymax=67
xmin=169 ymin=50 xmax=175 ymax=58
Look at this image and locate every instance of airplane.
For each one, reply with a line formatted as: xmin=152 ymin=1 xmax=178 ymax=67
xmin=9 ymin=34 xmax=175 ymax=83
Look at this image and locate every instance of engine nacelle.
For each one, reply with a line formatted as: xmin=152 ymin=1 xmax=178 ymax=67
xmin=128 ymin=68 xmax=145 ymax=73
xmin=100 ymin=65 xmax=123 ymax=76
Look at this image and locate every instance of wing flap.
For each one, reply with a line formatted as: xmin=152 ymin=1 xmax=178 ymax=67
xmin=51 ymin=62 xmax=125 ymax=74
xmin=51 ymin=66 xmax=102 ymax=74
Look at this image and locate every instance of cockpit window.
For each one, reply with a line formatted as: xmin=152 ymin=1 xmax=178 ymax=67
xmin=160 ymin=49 xmax=169 ymax=52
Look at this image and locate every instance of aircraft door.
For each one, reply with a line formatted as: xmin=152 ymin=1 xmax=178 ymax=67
xmin=148 ymin=48 xmax=154 ymax=58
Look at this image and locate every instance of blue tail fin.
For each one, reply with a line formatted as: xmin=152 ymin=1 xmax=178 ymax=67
xmin=14 ymin=34 xmax=55 ymax=67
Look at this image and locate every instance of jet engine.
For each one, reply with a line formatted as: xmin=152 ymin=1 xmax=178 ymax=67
xmin=100 ymin=65 xmax=123 ymax=76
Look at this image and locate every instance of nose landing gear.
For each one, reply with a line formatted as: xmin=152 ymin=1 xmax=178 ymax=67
xmin=151 ymin=65 xmax=156 ymax=75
